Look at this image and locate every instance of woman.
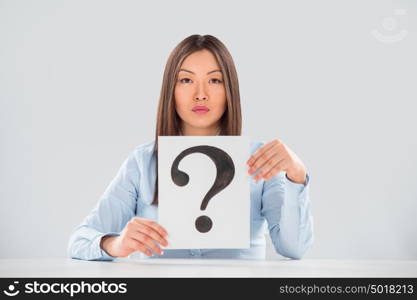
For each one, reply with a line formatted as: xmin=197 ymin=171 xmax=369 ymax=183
xmin=67 ymin=34 xmax=313 ymax=261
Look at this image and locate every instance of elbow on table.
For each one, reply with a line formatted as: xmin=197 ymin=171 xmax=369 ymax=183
xmin=275 ymin=247 xmax=306 ymax=260
xmin=66 ymin=236 xmax=81 ymax=260
xmin=274 ymin=236 xmax=314 ymax=260
xmin=67 ymin=234 xmax=116 ymax=261
xmin=282 ymin=249 xmax=307 ymax=260
xmin=66 ymin=235 xmax=93 ymax=261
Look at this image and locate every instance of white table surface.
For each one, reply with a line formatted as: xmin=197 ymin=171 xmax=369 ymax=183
xmin=1 ymin=258 xmax=416 ymax=277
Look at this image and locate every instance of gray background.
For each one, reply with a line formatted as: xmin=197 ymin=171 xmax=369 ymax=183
xmin=1 ymin=0 xmax=416 ymax=260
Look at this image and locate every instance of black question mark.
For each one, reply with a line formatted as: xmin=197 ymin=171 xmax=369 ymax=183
xmin=171 ymin=145 xmax=235 ymax=233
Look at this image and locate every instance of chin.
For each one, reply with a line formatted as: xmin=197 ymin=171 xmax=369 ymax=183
xmin=185 ymin=121 xmax=215 ymax=131
xmin=195 ymin=119 xmax=218 ymax=127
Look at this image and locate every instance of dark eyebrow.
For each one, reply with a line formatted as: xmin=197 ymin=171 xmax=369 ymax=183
xmin=179 ymin=68 xmax=222 ymax=75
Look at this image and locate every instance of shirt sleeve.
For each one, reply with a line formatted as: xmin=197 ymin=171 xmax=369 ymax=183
xmin=67 ymin=151 xmax=140 ymax=261
xmin=261 ymin=170 xmax=314 ymax=260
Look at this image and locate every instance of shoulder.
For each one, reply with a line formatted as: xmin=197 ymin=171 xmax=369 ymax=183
xmin=129 ymin=139 xmax=155 ymax=157
xmin=120 ymin=140 xmax=155 ymax=169
xmin=117 ymin=140 xmax=155 ymax=177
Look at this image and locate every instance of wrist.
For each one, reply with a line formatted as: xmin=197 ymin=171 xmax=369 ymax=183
xmin=286 ymin=169 xmax=307 ymax=184
xmin=100 ymin=235 xmax=117 ymax=257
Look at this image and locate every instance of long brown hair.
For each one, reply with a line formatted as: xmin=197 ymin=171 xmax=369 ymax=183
xmin=151 ymin=34 xmax=242 ymax=206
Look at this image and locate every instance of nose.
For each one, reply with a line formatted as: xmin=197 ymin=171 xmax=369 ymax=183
xmin=194 ymin=82 xmax=208 ymax=101
xmin=195 ymin=95 xmax=207 ymax=101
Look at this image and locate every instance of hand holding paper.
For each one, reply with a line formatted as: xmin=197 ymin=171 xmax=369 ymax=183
xmin=247 ymin=138 xmax=307 ymax=184
xmin=101 ymin=217 xmax=169 ymax=257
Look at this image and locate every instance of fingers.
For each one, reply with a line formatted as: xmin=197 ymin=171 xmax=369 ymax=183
xmin=130 ymin=232 xmax=164 ymax=255
xmin=249 ymin=151 xmax=285 ymax=180
xmin=127 ymin=239 xmax=153 ymax=257
xmin=253 ymin=155 xmax=286 ymax=181
xmin=135 ymin=222 xmax=169 ymax=247
xmin=262 ymin=159 xmax=288 ymax=181
xmin=134 ymin=217 xmax=169 ymax=238
xmin=247 ymin=139 xmax=280 ymax=167
xmin=248 ymin=146 xmax=283 ymax=176
xmin=128 ymin=218 xmax=169 ymax=256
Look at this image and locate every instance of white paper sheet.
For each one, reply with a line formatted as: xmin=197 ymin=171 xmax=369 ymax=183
xmin=158 ymin=136 xmax=250 ymax=249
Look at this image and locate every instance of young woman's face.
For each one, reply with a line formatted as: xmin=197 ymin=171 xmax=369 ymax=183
xmin=174 ymin=49 xmax=226 ymax=135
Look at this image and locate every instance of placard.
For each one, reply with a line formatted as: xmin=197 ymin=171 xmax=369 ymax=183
xmin=158 ymin=136 xmax=250 ymax=249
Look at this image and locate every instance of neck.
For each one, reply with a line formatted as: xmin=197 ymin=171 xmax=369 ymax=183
xmin=179 ymin=125 xmax=221 ymax=136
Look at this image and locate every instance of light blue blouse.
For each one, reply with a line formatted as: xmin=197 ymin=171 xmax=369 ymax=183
xmin=67 ymin=139 xmax=314 ymax=261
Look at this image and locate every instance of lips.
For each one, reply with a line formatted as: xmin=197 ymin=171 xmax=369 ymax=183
xmin=192 ymin=105 xmax=209 ymax=112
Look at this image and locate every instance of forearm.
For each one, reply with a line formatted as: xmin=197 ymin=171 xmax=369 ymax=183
xmin=273 ymin=203 xmax=313 ymax=259
xmin=270 ymin=175 xmax=313 ymax=259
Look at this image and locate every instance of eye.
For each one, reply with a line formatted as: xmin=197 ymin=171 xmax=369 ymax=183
xmin=210 ymin=78 xmax=223 ymax=84
xmin=179 ymin=78 xmax=192 ymax=84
